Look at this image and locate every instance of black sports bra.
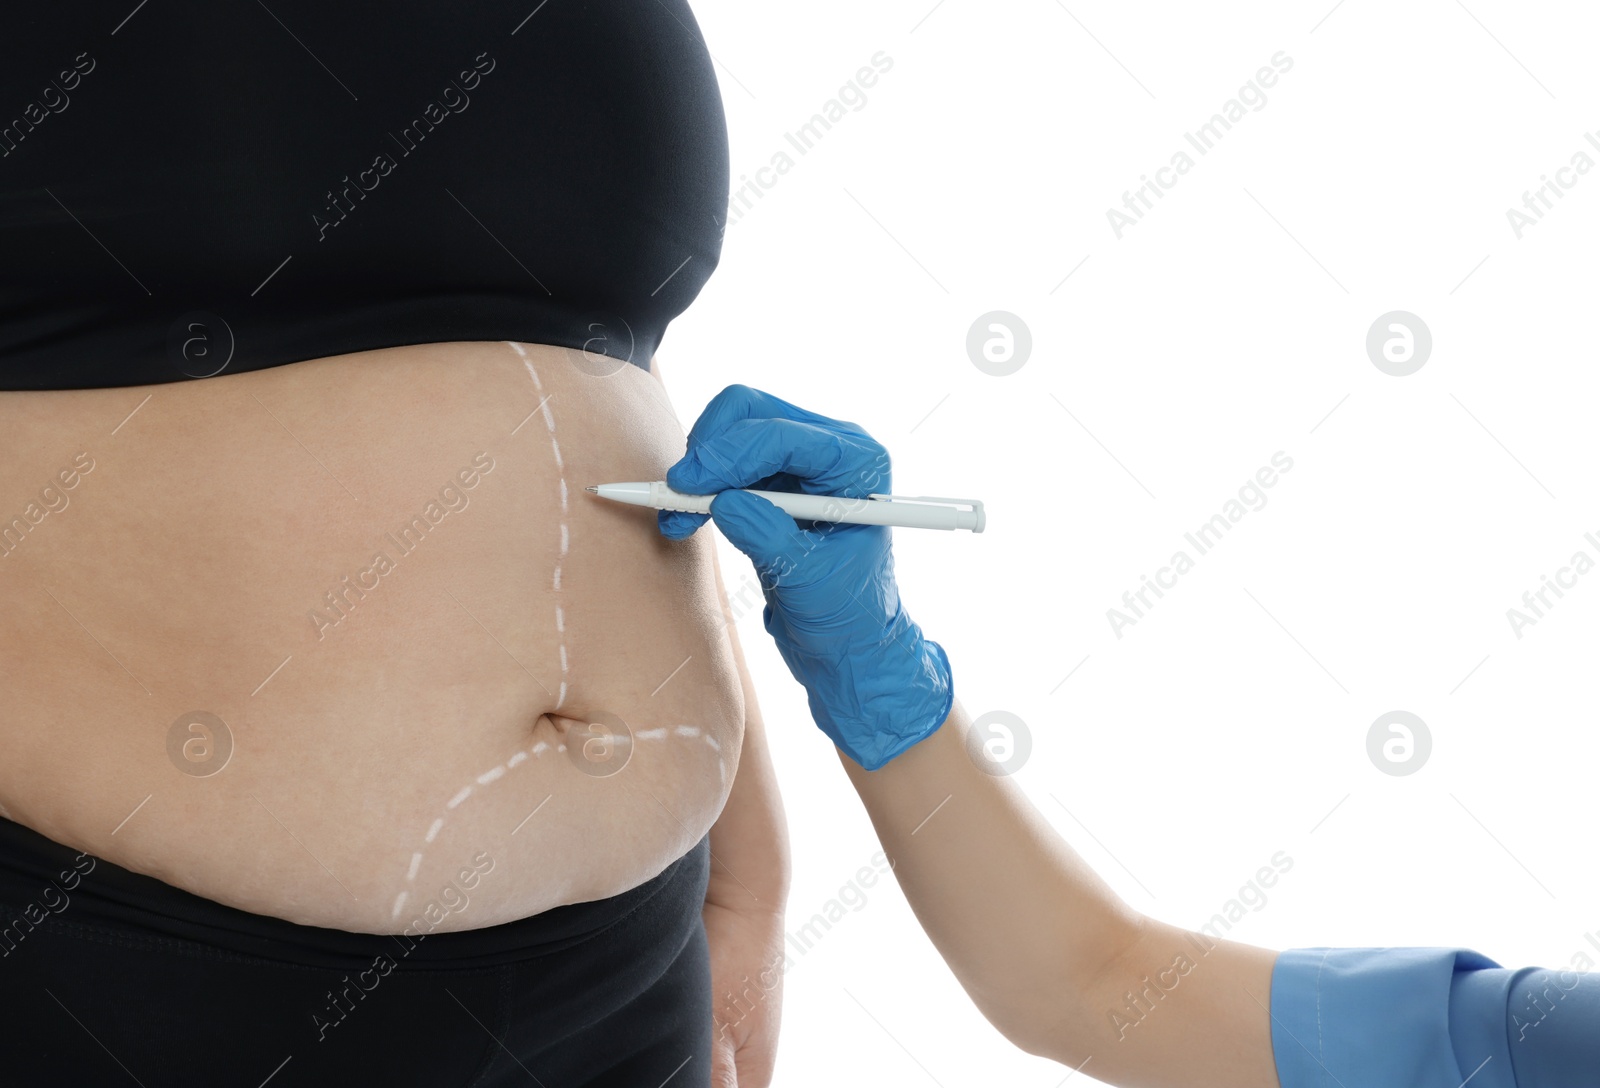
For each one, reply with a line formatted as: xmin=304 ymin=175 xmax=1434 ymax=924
xmin=0 ymin=0 xmax=728 ymax=390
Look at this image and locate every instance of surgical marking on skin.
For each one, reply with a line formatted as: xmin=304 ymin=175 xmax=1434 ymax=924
xmin=391 ymin=724 xmax=727 ymax=910
xmin=517 ymin=347 xmax=543 ymax=391
xmin=508 ymin=341 xmax=571 ymax=713
xmin=386 ymin=343 xmax=731 ymax=916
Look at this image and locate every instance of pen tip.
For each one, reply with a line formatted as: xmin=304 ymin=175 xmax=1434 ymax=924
xmin=584 ymin=485 xmax=599 ymax=494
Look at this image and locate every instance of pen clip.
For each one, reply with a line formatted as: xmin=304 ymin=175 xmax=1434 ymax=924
xmin=866 ymin=493 xmax=983 ymax=511
xmin=860 ymin=493 xmax=986 ymax=532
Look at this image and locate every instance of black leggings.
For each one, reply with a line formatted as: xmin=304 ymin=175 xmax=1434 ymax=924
xmin=0 ymin=815 xmax=712 ymax=1087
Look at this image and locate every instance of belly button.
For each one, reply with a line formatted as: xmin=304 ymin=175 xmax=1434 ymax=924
xmin=538 ymin=711 xmax=635 ymax=777
xmin=536 ymin=712 xmax=576 ymax=738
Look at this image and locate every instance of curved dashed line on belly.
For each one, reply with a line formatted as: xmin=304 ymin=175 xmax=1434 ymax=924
xmin=386 ymin=342 xmax=724 ymax=922
xmin=388 ymin=724 xmax=725 ymax=921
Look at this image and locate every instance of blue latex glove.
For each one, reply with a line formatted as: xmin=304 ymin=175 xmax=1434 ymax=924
xmin=659 ymin=384 xmax=953 ymax=771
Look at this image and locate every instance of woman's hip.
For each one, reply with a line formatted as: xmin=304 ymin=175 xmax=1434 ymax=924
xmin=0 ymin=815 xmax=713 ymax=1087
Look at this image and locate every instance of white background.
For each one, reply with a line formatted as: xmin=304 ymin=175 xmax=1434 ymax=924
xmin=655 ymin=2 xmax=1600 ymax=1084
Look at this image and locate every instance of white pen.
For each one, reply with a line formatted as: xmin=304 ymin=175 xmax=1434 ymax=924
xmin=584 ymin=481 xmax=985 ymax=532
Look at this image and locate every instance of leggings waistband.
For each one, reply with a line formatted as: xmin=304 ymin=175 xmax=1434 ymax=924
xmin=0 ymin=814 xmax=704 ymax=970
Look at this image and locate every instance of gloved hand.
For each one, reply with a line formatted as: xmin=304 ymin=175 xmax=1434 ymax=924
xmin=659 ymin=384 xmax=953 ymax=771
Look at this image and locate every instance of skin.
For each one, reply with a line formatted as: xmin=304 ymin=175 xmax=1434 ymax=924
xmin=650 ymin=368 xmax=1280 ymax=1084
xmin=702 ymin=580 xmax=789 ymax=1088
xmin=653 ymin=359 xmax=792 ymax=1088
xmin=837 ymin=695 xmax=1283 ymax=1088
xmin=0 ymin=343 xmax=752 ymax=936
xmin=0 ymin=345 xmax=788 ymax=1085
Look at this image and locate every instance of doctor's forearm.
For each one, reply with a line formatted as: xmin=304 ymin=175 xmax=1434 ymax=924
xmin=836 ymin=694 xmax=1143 ymax=1058
xmin=838 ymin=695 xmax=1282 ymax=1088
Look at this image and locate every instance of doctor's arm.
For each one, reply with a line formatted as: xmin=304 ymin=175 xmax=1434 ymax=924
xmin=837 ymin=695 xmax=1282 ymax=1088
xmin=660 ymin=383 xmax=1600 ymax=1088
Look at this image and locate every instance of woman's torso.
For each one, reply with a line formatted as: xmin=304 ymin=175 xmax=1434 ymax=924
xmin=0 ymin=340 xmax=745 ymax=934
xmin=0 ymin=0 xmax=738 ymax=933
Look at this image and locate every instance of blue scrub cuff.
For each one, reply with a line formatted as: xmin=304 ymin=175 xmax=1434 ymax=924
xmin=1270 ymin=946 xmax=1600 ymax=1088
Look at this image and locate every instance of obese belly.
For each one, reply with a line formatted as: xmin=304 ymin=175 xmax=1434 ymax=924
xmin=0 ymin=340 xmax=744 ymax=934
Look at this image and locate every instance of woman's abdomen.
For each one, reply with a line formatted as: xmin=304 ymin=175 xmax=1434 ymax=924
xmin=0 ymin=340 xmax=744 ymax=934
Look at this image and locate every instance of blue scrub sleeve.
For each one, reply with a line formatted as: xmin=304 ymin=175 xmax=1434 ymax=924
xmin=1269 ymin=947 xmax=1600 ymax=1088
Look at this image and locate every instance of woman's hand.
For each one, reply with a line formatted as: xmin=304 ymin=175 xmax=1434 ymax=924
xmin=660 ymin=384 xmax=953 ymax=770
xmin=703 ymin=900 xmax=786 ymax=1088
